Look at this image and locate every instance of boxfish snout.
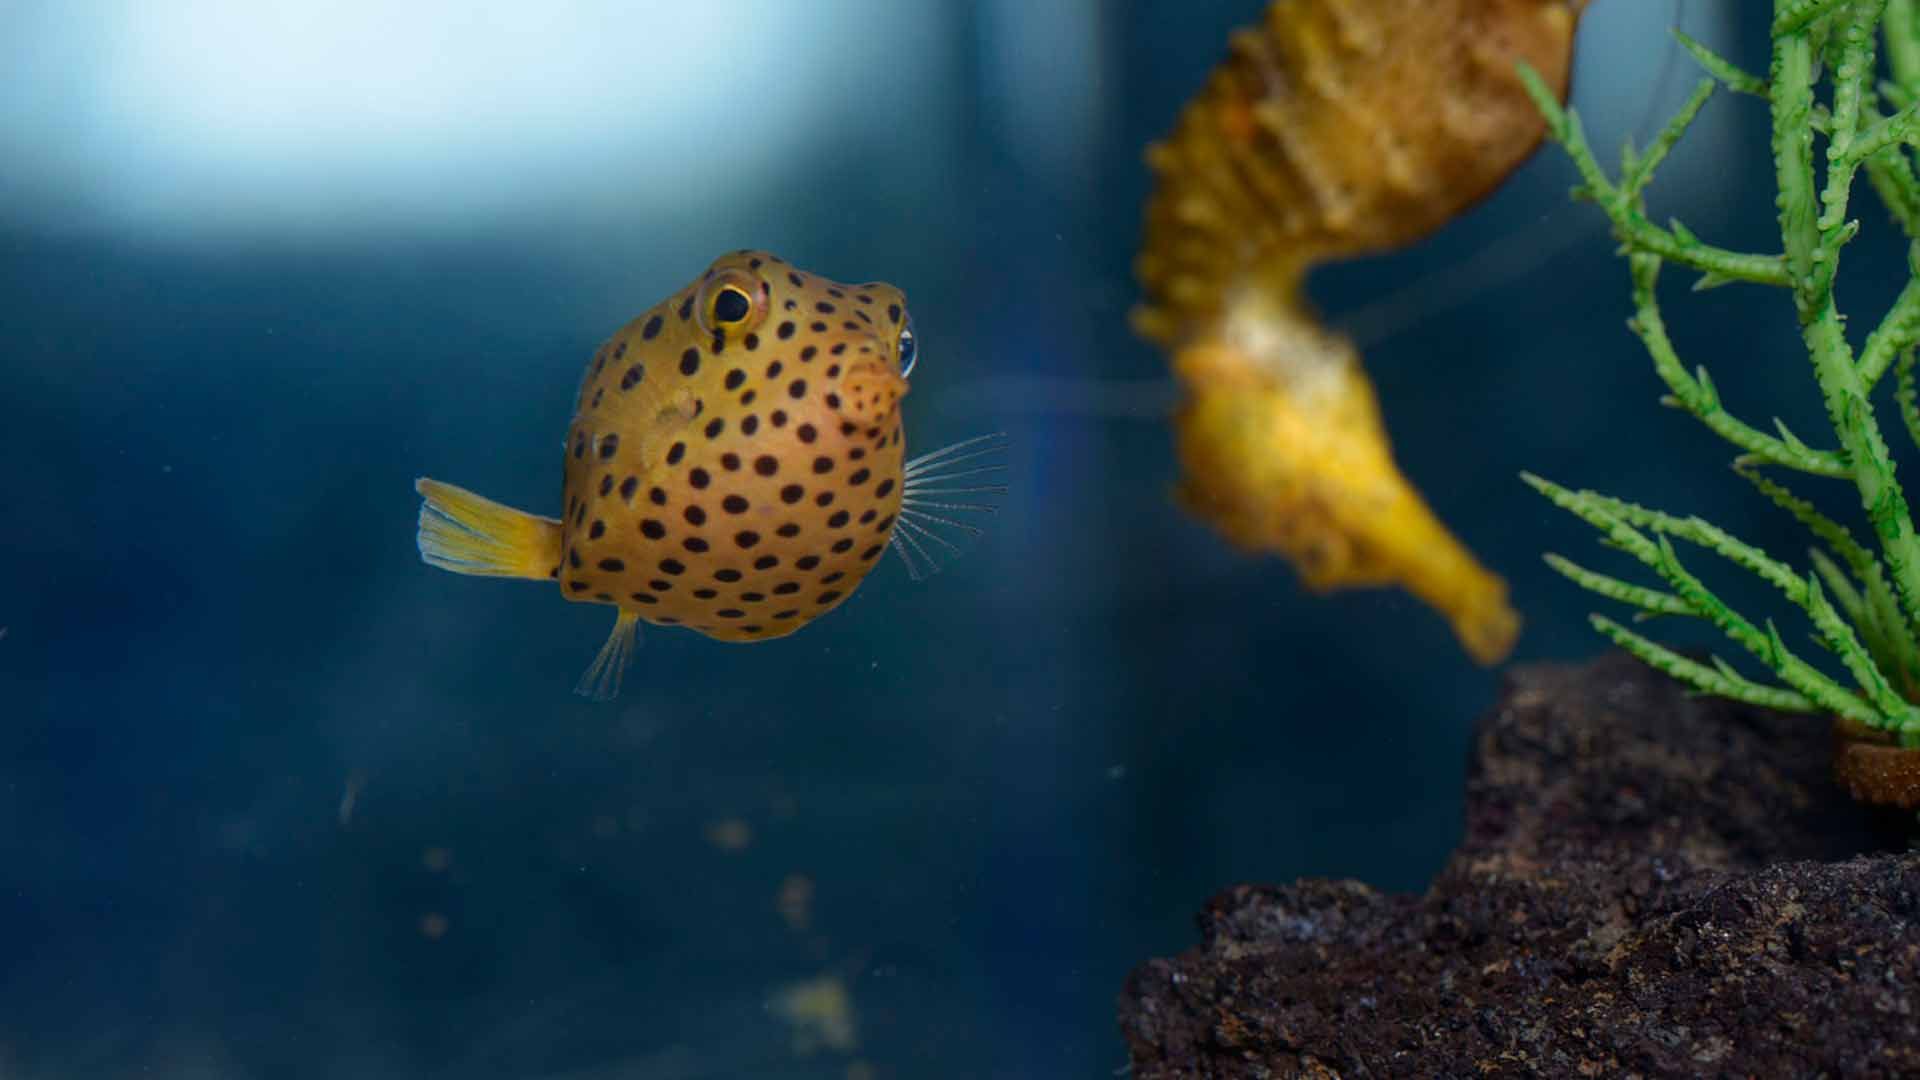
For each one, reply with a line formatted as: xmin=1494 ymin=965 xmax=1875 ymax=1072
xmin=833 ymin=360 xmax=908 ymax=426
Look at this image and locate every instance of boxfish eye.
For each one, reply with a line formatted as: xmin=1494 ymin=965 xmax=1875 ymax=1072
xmin=711 ymin=285 xmax=752 ymax=325
xmin=697 ymin=270 xmax=766 ymax=335
xmin=897 ymin=319 xmax=917 ymax=377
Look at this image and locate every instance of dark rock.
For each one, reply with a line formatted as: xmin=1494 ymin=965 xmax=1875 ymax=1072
xmin=1118 ymin=652 xmax=1920 ymax=1078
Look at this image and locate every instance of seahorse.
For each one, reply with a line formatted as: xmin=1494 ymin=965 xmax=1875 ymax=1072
xmin=1135 ymin=0 xmax=1586 ymax=664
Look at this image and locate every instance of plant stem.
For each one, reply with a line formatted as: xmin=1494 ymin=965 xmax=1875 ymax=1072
xmin=1777 ymin=0 xmax=1920 ymax=640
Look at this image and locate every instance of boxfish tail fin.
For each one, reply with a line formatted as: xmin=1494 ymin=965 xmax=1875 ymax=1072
xmin=414 ymin=477 xmax=563 ymax=581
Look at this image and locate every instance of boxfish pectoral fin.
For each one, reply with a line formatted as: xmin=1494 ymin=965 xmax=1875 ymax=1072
xmin=414 ymin=477 xmax=564 ymax=581
xmin=892 ymin=432 xmax=1008 ymax=581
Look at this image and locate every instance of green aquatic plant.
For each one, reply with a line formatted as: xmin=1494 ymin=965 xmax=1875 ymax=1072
xmin=1520 ymin=0 xmax=1920 ymax=746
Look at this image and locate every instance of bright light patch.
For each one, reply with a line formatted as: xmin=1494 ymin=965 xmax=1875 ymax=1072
xmin=0 ymin=1 xmax=943 ymax=237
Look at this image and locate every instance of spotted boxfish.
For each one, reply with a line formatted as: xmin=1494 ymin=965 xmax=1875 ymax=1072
xmin=415 ymin=251 xmax=1004 ymax=698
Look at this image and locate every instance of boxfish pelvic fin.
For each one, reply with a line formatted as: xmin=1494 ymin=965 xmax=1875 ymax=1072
xmin=575 ymin=609 xmax=640 ymax=701
xmin=414 ymin=477 xmax=564 ymax=581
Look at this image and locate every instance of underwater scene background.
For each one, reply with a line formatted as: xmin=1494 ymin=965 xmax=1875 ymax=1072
xmin=0 ymin=2 xmax=1868 ymax=1076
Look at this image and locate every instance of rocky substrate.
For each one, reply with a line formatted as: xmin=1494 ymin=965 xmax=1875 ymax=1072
xmin=1118 ymin=652 xmax=1920 ymax=1077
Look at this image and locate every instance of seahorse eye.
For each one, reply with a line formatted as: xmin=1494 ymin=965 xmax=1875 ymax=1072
xmin=897 ymin=319 xmax=917 ymax=377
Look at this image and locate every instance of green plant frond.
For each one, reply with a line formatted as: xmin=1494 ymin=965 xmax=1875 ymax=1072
xmin=1590 ymin=614 xmax=1824 ymax=714
xmin=1622 ymin=78 xmax=1717 ymax=199
xmin=1818 ymin=2 xmax=1889 ymax=233
xmin=1675 ymin=30 xmax=1768 ymax=97
xmin=1626 ymin=255 xmax=1847 ymax=475
xmin=1530 ymin=479 xmax=1801 ymax=689
xmin=1542 ymin=553 xmax=1695 ymax=617
xmin=1738 ymin=464 xmax=1877 ymax=575
xmin=1829 ymin=393 xmax=1920 ymax=624
xmin=1799 ymin=570 xmax=1918 ymax=723
xmin=1806 ymin=545 xmax=1915 ymax=696
xmin=1770 ymin=415 xmax=1821 ymax=453
xmin=1890 ymin=0 xmax=1920 ymax=94
xmin=1897 ymin=345 xmax=1920 ymax=451
xmin=1736 ymin=463 xmax=1920 ymax=679
xmin=1858 ymin=268 xmax=1920 ymax=386
xmin=1864 ymin=147 xmax=1920 ymax=238
xmin=1775 ymin=31 xmax=1824 ymax=294
xmin=1808 ymin=545 xmax=1878 ymax=635
xmin=1516 ymin=65 xmax=1792 ymax=288
xmin=1528 ymin=472 xmax=1814 ymax=604
xmin=1845 ymin=99 xmax=1920 ymax=166
xmin=1777 ymin=0 xmax=1856 ymax=38
xmin=1525 ymin=3 xmax=1920 ymax=738
xmin=1527 ymin=471 xmax=1904 ymax=725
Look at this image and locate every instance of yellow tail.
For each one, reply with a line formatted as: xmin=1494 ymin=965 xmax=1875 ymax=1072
xmin=414 ymin=477 xmax=564 ymax=581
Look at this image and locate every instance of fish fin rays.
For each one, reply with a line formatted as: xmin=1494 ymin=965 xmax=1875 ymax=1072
xmin=575 ymin=610 xmax=642 ymax=701
xmin=893 ymin=432 xmax=1007 ymax=582
xmin=415 ymin=477 xmax=564 ymax=580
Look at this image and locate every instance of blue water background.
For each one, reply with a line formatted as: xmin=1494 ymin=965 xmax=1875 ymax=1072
xmin=0 ymin=2 xmax=1874 ymax=1076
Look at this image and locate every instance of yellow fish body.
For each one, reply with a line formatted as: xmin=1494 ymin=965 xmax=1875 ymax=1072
xmin=415 ymin=251 xmax=1001 ymax=698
